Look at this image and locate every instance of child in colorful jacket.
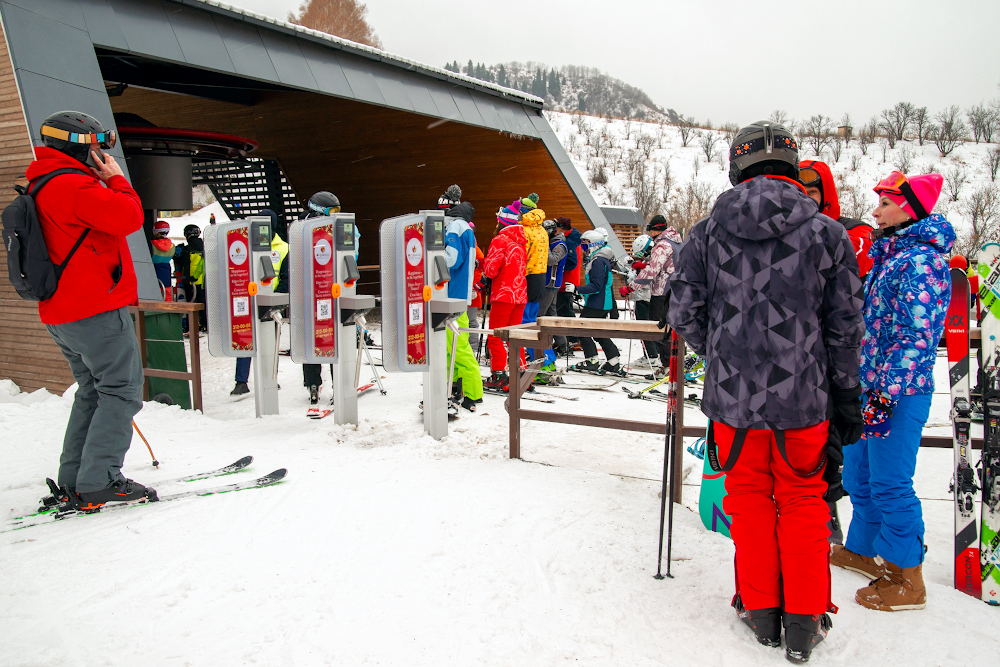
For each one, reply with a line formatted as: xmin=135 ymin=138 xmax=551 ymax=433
xmin=482 ymin=202 xmax=527 ymax=391
xmin=520 ymin=193 xmax=548 ymax=326
xmin=835 ymin=171 xmax=953 ymax=613
xmin=150 ymin=219 xmax=175 ymax=293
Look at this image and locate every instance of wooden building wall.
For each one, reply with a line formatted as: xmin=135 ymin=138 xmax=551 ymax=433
xmin=0 ymin=21 xmax=73 ymax=394
xmin=110 ymin=87 xmax=595 ymax=267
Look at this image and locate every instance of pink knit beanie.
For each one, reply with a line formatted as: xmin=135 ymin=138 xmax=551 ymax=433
xmin=873 ymin=172 xmax=943 ymax=220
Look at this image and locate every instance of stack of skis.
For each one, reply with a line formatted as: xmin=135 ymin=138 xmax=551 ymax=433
xmin=947 ymin=243 xmax=1000 ymax=604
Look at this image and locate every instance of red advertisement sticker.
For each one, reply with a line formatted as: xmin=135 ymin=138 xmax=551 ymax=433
xmin=312 ymin=224 xmax=336 ymax=357
xmin=227 ymin=227 xmax=253 ymax=351
xmin=403 ymin=221 xmax=426 ymax=365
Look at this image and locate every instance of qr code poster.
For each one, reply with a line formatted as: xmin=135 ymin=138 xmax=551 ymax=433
xmin=233 ymin=296 xmax=250 ymax=317
xmin=317 ymin=299 xmax=332 ymax=321
xmin=408 ymin=302 xmax=424 ymax=325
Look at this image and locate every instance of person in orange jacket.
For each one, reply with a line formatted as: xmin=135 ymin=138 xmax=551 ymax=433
xmin=799 ymin=160 xmax=875 ymax=278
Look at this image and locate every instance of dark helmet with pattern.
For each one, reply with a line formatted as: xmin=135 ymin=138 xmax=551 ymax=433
xmin=728 ymin=121 xmax=799 ymax=186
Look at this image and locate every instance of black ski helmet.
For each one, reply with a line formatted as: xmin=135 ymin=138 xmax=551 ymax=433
xmin=728 ymin=121 xmax=799 ymax=186
xmin=306 ymin=191 xmax=341 ymax=217
xmin=40 ymin=111 xmax=116 ymax=168
xmin=183 ymin=224 xmax=201 ymax=239
xmin=542 ymin=219 xmax=557 ymax=239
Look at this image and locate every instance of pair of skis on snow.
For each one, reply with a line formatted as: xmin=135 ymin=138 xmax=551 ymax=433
xmin=5 ymin=457 xmax=286 ymax=533
xmin=947 ymin=244 xmax=1000 ymax=604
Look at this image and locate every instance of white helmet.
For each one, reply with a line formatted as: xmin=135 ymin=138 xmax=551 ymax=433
xmin=631 ymin=233 xmax=652 ymax=258
xmin=581 ymin=227 xmax=608 ymax=248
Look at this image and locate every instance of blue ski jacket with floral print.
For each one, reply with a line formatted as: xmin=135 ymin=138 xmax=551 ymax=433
xmin=860 ymin=214 xmax=955 ymax=397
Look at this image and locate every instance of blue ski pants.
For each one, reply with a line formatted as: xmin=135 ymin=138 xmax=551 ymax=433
xmin=843 ymin=393 xmax=930 ymax=568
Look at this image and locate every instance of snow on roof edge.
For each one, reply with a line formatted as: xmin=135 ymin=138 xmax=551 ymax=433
xmin=185 ymin=0 xmax=545 ymax=108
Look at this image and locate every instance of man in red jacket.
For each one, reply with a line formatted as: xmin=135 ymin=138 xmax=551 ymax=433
xmin=799 ymin=160 xmax=875 ymax=278
xmin=30 ymin=111 xmax=153 ymax=510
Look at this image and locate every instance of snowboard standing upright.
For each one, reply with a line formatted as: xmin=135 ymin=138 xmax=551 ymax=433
xmin=946 ymin=262 xmax=980 ymax=598
xmin=977 ymin=243 xmax=1000 ymax=604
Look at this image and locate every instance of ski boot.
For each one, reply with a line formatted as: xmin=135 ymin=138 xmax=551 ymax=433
xmin=230 ymin=382 xmax=250 ymax=396
xmin=534 ymin=362 xmax=559 ymax=385
xmin=75 ymin=478 xmax=158 ymax=512
xmin=732 ymin=593 xmax=781 ymax=648
xmin=783 ymin=612 xmax=831 ymax=663
xmin=307 ymin=384 xmax=320 ymax=418
xmin=572 ymin=358 xmax=601 ymax=373
xmin=461 ymin=396 xmax=477 ymax=412
xmin=484 ymin=371 xmax=510 ymax=393
xmin=599 ymin=361 xmax=626 ymax=377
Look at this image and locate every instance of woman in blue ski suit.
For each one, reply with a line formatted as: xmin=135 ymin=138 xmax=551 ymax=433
xmin=835 ymin=171 xmax=953 ymax=612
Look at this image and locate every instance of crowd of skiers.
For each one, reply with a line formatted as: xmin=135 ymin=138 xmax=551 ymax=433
xmin=20 ymin=108 xmax=961 ymax=663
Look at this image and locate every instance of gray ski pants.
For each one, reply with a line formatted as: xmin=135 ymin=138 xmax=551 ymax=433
xmin=45 ymin=307 xmax=143 ymax=492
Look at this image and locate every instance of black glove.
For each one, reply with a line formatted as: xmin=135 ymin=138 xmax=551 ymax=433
xmin=830 ymin=385 xmax=864 ymax=446
xmin=822 ymin=426 xmax=845 ymax=503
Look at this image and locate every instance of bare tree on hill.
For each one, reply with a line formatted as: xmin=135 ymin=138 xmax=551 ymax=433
xmin=913 ymin=106 xmax=930 ymax=146
xmin=675 ymin=115 xmax=695 ymax=147
xmin=880 ymin=102 xmax=916 ymax=148
xmin=289 ymin=0 xmax=383 ymax=49
xmin=932 ymin=105 xmax=967 ymax=157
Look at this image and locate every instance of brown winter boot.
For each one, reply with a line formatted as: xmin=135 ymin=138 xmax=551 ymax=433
xmin=855 ymin=561 xmax=926 ymax=611
xmin=830 ymin=545 xmax=886 ymax=579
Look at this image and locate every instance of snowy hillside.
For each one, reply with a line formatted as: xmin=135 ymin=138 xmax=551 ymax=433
xmin=444 ymin=61 xmax=675 ymax=121
xmin=545 ymin=110 xmax=1000 ymax=254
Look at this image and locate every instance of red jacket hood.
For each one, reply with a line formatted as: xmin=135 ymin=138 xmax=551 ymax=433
xmin=26 ymin=147 xmax=92 ymax=182
xmin=498 ymin=224 xmax=526 ymax=245
xmin=799 ymin=160 xmax=840 ymax=220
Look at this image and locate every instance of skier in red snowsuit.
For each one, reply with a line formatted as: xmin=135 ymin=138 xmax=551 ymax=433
xmin=669 ymin=122 xmax=864 ymax=663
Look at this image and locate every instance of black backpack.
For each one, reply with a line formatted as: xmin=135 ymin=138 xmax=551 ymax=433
xmin=2 ymin=169 xmax=90 ymax=301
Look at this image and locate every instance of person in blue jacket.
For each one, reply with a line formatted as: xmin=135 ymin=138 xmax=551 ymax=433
xmin=444 ymin=201 xmax=484 ymax=410
xmin=563 ymin=228 xmax=623 ymax=376
xmin=554 ymin=217 xmax=582 ymax=355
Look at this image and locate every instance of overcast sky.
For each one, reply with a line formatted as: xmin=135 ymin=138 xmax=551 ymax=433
xmin=231 ymin=0 xmax=1000 ymax=125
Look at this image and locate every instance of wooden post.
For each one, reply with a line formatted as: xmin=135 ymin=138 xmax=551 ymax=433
xmin=508 ymin=336 xmax=520 ymax=459
xmin=189 ymin=310 xmax=203 ymax=412
xmin=673 ymin=338 xmax=685 ymax=504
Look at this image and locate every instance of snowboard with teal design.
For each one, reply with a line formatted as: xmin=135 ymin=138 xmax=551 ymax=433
xmin=699 ymin=435 xmax=732 ymax=539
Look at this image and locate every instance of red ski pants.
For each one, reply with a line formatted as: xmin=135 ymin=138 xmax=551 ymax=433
xmin=715 ymin=421 xmax=833 ymax=614
xmin=486 ymin=302 xmax=526 ymax=372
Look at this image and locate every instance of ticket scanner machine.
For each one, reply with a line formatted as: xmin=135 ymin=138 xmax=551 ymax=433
xmin=379 ymin=210 xmax=465 ymax=439
xmin=288 ymin=213 xmax=375 ymax=425
xmin=205 ymin=217 xmax=289 ymax=417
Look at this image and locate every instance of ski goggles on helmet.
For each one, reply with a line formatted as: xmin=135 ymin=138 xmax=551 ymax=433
xmin=874 ymin=170 xmax=929 ymax=220
xmin=307 ymin=201 xmax=341 ymax=215
xmin=798 ymin=166 xmax=822 ymax=188
xmin=40 ymin=124 xmax=117 ymax=149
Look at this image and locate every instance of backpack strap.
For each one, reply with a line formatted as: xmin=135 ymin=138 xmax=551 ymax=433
xmin=27 ymin=168 xmax=88 ymax=195
xmin=27 ymin=168 xmax=92 ymax=278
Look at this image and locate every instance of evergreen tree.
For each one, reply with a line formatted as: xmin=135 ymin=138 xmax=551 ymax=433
xmin=497 ymin=64 xmax=508 ymax=87
xmin=578 ymin=93 xmax=586 ymax=112
xmin=531 ymin=68 xmax=546 ymax=98
xmin=466 ymin=59 xmax=474 ymax=75
xmin=547 ymin=68 xmax=561 ymax=101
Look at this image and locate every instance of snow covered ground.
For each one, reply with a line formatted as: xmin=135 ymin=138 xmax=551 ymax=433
xmin=2 ymin=320 xmax=998 ymax=666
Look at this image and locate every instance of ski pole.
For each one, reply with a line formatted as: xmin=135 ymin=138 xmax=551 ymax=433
xmin=665 ymin=332 xmax=681 ymax=578
xmin=654 ymin=331 xmax=680 ymax=579
xmin=132 ymin=420 xmax=159 ymax=468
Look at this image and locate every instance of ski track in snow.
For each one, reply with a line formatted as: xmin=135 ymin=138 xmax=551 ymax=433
xmin=1 ymin=329 xmax=998 ymax=665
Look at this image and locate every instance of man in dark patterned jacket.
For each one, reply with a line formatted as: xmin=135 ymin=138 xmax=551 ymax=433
xmin=668 ymin=121 xmax=864 ymax=663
